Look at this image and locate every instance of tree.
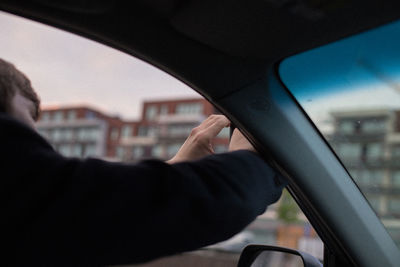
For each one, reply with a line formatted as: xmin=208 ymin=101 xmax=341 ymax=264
xmin=277 ymin=189 xmax=300 ymax=223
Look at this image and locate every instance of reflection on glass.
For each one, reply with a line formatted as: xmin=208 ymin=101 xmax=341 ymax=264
xmin=251 ymin=251 xmax=303 ymax=267
xmin=279 ymin=18 xmax=400 ymax=248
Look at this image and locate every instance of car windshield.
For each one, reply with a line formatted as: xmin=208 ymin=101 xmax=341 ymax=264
xmin=279 ymin=19 xmax=400 ymax=249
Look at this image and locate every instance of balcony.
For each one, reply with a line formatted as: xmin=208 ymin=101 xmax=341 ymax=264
xmin=331 ymin=132 xmax=385 ymax=142
xmin=157 ymin=113 xmax=205 ymax=124
xmin=358 ymin=184 xmax=400 ymax=195
xmin=119 ymin=136 xmax=156 ymax=146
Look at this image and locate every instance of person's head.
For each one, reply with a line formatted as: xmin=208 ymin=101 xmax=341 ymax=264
xmin=0 ymin=58 xmax=40 ymax=128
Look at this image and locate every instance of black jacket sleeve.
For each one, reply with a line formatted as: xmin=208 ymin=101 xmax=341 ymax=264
xmin=1 ymin=115 xmax=286 ymax=266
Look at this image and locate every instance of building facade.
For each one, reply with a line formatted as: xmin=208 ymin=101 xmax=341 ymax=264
xmin=36 ymin=106 xmax=124 ymax=160
xmin=36 ymin=98 xmax=230 ymax=162
xmin=115 ymin=98 xmax=229 ymax=162
xmin=329 ymin=108 xmax=400 ymax=245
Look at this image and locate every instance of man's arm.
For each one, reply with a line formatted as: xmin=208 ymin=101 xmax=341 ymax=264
xmin=1 ymin=115 xmax=286 ymax=265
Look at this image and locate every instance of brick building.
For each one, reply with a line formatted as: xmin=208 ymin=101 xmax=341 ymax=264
xmin=116 ymin=98 xmax=230 ymax=161
xmin=36 ymin=106 xmax=124 ymax=160
xmin=36 ymin=98 xmax=230 ymax=162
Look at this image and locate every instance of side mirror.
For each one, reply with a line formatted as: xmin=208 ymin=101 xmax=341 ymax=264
xmin=238 ymin=245 xmax=322 ymax=267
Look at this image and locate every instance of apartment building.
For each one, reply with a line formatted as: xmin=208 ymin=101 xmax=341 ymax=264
xmin=330 ymin=109 xmax=400 ymax=219
xmin=36 ymin=106 xmax=124 ymax=160
xmin=36 ymin=98 xmax=230 ymax=162
xmin=116 ymin=98 xmax=230 ymax=162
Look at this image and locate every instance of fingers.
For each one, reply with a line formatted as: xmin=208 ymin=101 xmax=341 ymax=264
xmin=194 ymin=115 xmax=230 ymax=140
xmin=196 ymin=115 xmax=216 ymax=130
xmin=204 ymin=117 xmax=230 ymax=138
xmin=196 ymin=115 xmax=230 ymax=131
xmin=167 ymin=115 xmax=231 ymax=164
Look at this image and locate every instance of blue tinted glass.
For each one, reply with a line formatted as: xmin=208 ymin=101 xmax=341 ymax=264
xmin=279 ymin=19 xmax=400 ymax=250
xmin=280 ymin=20 xmax=400 ymax=102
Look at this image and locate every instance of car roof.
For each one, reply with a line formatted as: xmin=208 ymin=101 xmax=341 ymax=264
xmin=1 ymin=0 xmax=400 ymax=100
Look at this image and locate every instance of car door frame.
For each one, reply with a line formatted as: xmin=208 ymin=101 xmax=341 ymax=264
xmin=0 ymin=3 xmax=399 ymax=266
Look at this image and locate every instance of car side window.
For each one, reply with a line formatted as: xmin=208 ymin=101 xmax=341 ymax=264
xmin=0 ymin=10 xmax=323 ymax=265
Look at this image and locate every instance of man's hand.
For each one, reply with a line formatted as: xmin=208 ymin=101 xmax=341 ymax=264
xmin=167 ymin=115 xmax=257 ymax=164
xmin=167 ymin=115 xmax=230 ymax=164
xmin=229 ymin=128 xmax=256 ymax=153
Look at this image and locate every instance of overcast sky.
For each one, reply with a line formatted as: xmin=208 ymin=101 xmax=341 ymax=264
xmin=2 ymin=10 xmax=400 ymax=129
xmin=0 ymin=11 xmax=198 ymax=120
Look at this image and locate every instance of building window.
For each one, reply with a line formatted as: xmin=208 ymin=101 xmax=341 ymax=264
xmin=167 ymin=143 xmax=181 ymax=158
xmin=47 ymin=129 xmax=53 ymax=139
xmin=392 ymin=171 xmax=400 ymax=187
xmin=58 ymin=144 xmax=71 ymax=156
xmin=52 ymin=128 xmax=63 ymax=141
xmin=133 ymin=146 xmax=144 ymax=158
xmin=365 ymin=143 xmax=383 ymax=160
xmin=77 ymin=128 xmax=85 ymax=140
xmin=388 ymin=198 xmax=400 ymax=214
xmin=67 ymin=110 xmax=77 ymax=121
xmin=176 ymin=103 xmax=203 ymax=115
xmin=71 ymin=144 xmax=82 ymax=157
xmin=168 ymin=125 xmax=193 ymax=136
xmin=121 ymin=125 xmax=132 ymax=138
xmin=147 ymin=126 xmax=158 ymax=137
xmin=392 ymin=146 xmax=400 ymax=158
xmin=362 ymin=119 xmax=386 ymax=133
xmin=356 ymin=169 xmax=384 ymax=186
xmin=160 ymin=104 xmax=168 ymax=115
xmin=337 ymin=143 xmax=361 ymax=158
xmin=40 ymin=112 xmax=50 ymax=122
xmin=338 ymin=120 xmax=355 ymax=134
xmin=110 ymin=127 xmax=119 ymax=140
xmin=84 ymin=144 xmax=97 ymax=157
xmin=214 ymin=144 xmax=228 ymax=153
xmin=85 ymin=111 xmax=96 ymax=120
xmin=152 ymin=145 xmax=163 ymax=158
xmin=53 ymin=111 xmax=64 ymax=122
xmin=63 ymin=129 xmax=74 ymax=141
xmin=77 ymin=127 xmax=99 ymax=141
xmin=217 ymin=127 xmax=230 ymax=138
xmin=90 ymin=128 xmax=100 ymax=140
xmin=37 ymin=129 xmax=48 ymax=139
xmin=116 ymin=147 xmax=124 ymax=159
xmin=145 ymin=105 xmax=158 ymax=120
xmin=138 ymin=126 xmax=148 ymax=136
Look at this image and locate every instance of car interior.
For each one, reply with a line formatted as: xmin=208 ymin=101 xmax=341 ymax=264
xmin=1 ymin=1 xmax=400 ymax=266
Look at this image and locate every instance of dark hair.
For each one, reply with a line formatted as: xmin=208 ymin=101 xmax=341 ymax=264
xmin=0 ymin=58 xmax=40 ymax=120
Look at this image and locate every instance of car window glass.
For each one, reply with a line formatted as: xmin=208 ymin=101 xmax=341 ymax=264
xmin=279 ymin=19 xmax=400 ymax=250
xmin=0 ymin=10 xmax=322 ymax=265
